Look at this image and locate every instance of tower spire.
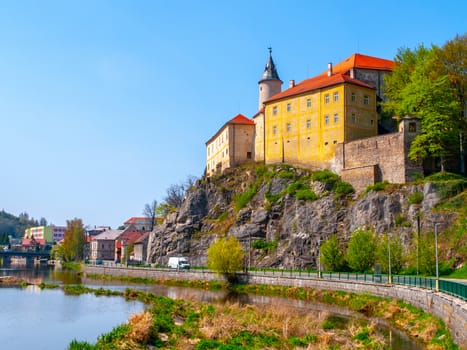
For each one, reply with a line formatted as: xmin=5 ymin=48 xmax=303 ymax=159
xmin=260 ymin=47 xmax=281 ymax=82
xmin=258 ymin=48 xmax=282 ymax=109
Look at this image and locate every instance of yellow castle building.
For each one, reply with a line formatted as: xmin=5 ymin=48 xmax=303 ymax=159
xmin=206 ymin=50 xmax=399 ymax=183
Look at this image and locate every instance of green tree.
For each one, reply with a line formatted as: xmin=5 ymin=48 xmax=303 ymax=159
xmin=320 ymin=234 xmax=345 ymax=271
xmin=418 ymin=233 xmax=436 ymax=275
xmin=383 ymin=44 xmax=463 ymax=171
xmin=62 ymin=218 xmax=86 ymax=262
xmin=375 ymin=234 xmax=404 ymax=274
xmin=346 ymin=228 xmax=376 ymax=272
xmin=207 ymin=236 xmax=244 ymax=282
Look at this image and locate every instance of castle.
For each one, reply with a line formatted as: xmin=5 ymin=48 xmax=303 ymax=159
xmin=206 ymin=50 xmax=423 ymax=191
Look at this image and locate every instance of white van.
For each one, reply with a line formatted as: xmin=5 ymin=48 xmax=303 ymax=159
xmin=167 ymin=257 xmax=190 ymax=269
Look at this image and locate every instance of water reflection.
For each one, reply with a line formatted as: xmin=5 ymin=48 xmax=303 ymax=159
xmin=1 ymin=265 xmax=422 ymax=349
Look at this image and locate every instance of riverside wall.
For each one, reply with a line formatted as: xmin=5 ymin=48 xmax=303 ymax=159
xmin=83 ymin=265 xmax=467 ymax=348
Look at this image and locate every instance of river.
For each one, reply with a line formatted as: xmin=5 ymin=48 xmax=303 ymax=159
xmin=0 ymin=264 xmax=422 ymax=349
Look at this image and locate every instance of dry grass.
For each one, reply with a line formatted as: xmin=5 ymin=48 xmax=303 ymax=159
xmin=127 ymin=311 xmax=153 ymax=343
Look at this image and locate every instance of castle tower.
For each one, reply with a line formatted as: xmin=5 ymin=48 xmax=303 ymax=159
xmin=258 ymin=48 xmax=282 ymax=110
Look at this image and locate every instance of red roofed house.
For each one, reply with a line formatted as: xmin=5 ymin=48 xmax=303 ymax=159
xmin=205 ymin=114 xmax=255 ymax=177
xmin=124 ymin=217 xmax=153 ymax=232
xmin=115 ymin=228 xmax=144 ymax=264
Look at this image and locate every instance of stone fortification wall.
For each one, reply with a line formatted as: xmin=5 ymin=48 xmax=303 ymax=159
xmin=83 ymin=265 xmax=466 ymax=347
xmin=334 ymin=118 xmax=423 ymax=192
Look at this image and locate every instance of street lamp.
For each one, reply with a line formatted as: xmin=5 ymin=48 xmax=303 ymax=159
xmin=388 ymin=233 xmax=392 ymax=284
xmin=317 ymin=238 xmax=322 ymax=278
xmin=434 ymin=223 xmax=441 ymax=291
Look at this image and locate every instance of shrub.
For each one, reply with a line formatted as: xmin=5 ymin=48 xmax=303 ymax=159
xmin=333 ymin=181 xmax=355 ymax=196
xmin=312 ymin=169 xmax=339 ymax=184
xmin=295 ymin=189 xmax=318 ymax=201
xmin=252 ymin=239 xmax=278 ymax=251
xmin=365 ymin=180 xmax=389 ymax=193
xmin=408 ymin=192 xmax=424 ymax=205
xmin=277 ymin=169 xmax=296 ymax=180
xmin=265 ymin=191 xmax=282 ymax=204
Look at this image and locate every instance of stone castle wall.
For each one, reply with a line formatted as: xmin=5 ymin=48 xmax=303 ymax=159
xmin=333 ymin=122 xmax=422 ymax=192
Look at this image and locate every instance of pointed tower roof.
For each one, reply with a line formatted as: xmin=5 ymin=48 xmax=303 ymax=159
xmin=259 ymin=48 xmax=281 ymax=83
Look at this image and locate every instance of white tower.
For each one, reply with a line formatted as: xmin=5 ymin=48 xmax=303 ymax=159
xmin=258 ymin=48 xmax=282 ymax=110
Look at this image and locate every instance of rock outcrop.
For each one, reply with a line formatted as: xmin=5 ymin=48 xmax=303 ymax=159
xmin=147 ymin=164 xmax=457 ymax=269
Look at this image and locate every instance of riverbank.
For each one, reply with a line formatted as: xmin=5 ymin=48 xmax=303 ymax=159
xmin=81 ymin=269 xmax=460 ymax=349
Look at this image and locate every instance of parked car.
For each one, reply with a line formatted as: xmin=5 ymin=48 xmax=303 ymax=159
xmin=167 ymin=257 xmax=190 ymax=269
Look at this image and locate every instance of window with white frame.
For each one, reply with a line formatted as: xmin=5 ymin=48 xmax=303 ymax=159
xmin=306 ymin=98 xmax=311 ymax=108
xmin=306 ymin=119 xmax=311 ymax=128
xmin=351 ymin=92 xmax=356 ymax=102
xmin=333 ymin=91 xmax=338 ymax=102
xmin=351 ymin=113 xmax=356 ymax=124
xmin=364 ymin=95 xmax=369 ymax=105
xmin=287 ymin=103 xmax=291 ymax=112
xmin=273 ymin=106 xmax=278 ymax=115
xmin=334 ymin=113 xmax=338 ymax=123
xmin=324 ymin=94 xmax=330 ymax=104
xmin=324 ymin=115 xmax=329 ymax=125
xmin=286 ymin=123 xmax=291 ymax=132
xmin=273 ymin=125 xmax=277 ymax=135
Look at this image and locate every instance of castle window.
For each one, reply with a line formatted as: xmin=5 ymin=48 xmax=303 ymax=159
xmin=351 ymin=92 xmax=356 ymax=102
xmin=409 ymin=122 xmax=417 ymax=132
xmin=370 ymin=119 xmax=374 ymax=126
xmin=246 ymin=152 xmax=252 ymax=159
xmin=364 ymin=95 xmax=369 ymax=105
xmin=306 ymin=119 xmax=311 ymax=128
xmin=351 ymin=113 xmax=356 ymax=124
xmin=333 ymin=92 xmax=339 ymax=102
xmin=333 ymin=140 xmax=337 ymax=144
xmin=334 ymin=113 xmax=338 ymax=123
xmin=273 ymin=106 xmax=278 ymax=115
xmin=286 ymin=123 xmax=291 ymax=132
xmin=324 ymin=141 xmax=329 ymax=146
xmin=226 ymin=148 xmax=228 ymax=155
xmin=324 ymin=94 xmax=330 ymax=104
xmin=324 ymin=115 xmax=329 ymax=125
xmin=287 ymin=103 xmax=291 ymax=112
xmin=273 ymin=125 xmax=277 ymax=135
xmin=306 ymin=98 xmax=311 ymax=108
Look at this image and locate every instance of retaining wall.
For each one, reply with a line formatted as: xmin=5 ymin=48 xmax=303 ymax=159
xmin=83 ymin=266 xmax=467 ymax=348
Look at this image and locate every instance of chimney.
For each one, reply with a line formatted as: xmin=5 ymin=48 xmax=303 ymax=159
xmin=350 ymin=68 xmax=355 ymax=79
xmin=327 ymin=62 xmax=333 ymax=77
xmin=289 ymin=79 xmax=295 ymax=88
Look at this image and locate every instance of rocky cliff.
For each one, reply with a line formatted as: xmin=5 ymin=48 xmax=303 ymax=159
xmin=147 ymin=164 xmax=461 ymax=269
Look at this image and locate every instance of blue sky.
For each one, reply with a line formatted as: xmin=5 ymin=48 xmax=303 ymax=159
xmin=0 ymin=0 xmax=465 ymax=229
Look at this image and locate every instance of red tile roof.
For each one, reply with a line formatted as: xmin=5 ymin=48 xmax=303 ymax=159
xmin=206 ymin=114 xmax=254 ymax=145
xmin=265 ymin=53 xmax=393 ymax=104
xmin=324 ymin=53 xmax=394 ymax=75
xmin=124 ymin=217 xmax=151 ymax=225
xmin=266 ymin=73 xmax=372 ymax=103
xmin=228 ymin=114 xmax=255 ymax=125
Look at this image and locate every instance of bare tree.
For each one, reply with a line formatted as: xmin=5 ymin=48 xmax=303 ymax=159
xmin=164 ymin=175 xmax=199 ymax=209
xmin=143 ymin=199 xmax=158 ymax=231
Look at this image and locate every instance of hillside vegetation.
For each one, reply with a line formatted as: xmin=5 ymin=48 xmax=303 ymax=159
xmin=147 ymin=163 xmax=466 ymax=275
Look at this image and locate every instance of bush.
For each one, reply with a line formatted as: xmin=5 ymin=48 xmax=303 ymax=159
xmin=312 ymin=169 xmax=339 ymax=184
xmin=333 ymin=181 xmax=355 ymax=196
xmin=365 ymin=180 xmax=389 ymax=193
xmin=408 ymin=192 xmax=424 ymax=205
xmin=295 ymin=189 xmax=318 ymax=201
xmin=252 ymin=239 xmax=278 ymax=251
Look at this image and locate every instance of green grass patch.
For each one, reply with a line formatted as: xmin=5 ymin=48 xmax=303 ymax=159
xmin=312 ymin=169 xmax=339 ymax=184
xmin=233 ymin=184 xmax=257 ymax=210
xmin=61 ymin=262 xmax=82 ymax=270
xmin=408 ymin=191 xmax=424 ymax=205
xmin=333 ymin=181 xmax=355 ymax=196
xmin=365 ymin=180 xmax=389 ymax=193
